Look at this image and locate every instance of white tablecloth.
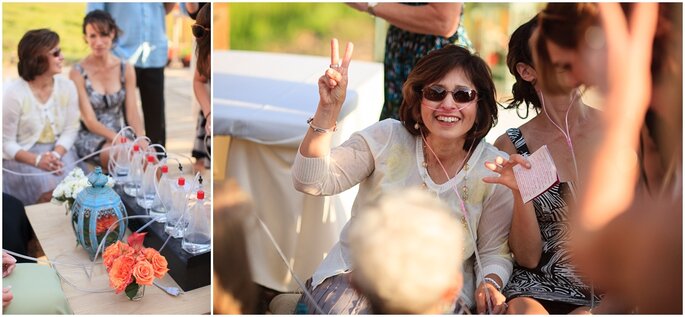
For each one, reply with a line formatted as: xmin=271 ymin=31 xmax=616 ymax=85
xmin=214 ymin=50 xmax=383 ymax=292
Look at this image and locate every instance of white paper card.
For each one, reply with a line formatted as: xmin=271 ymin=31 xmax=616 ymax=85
xmin=513 ymin=145 xmax=559 ymax=204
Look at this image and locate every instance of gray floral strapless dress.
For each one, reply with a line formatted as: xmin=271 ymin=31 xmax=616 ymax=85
xmin=73 ymin=62 xmax=130 ymax=166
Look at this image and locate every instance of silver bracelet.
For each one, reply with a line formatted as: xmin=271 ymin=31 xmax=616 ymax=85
xmin=34 ymin=154 xmax=42 ymax=167
xmin=51 ymin=151 xmax=62 ymax=160
xmin=307 ymin=116 xmax=337 ymax=133
xmin=483 ymin=277 xmax=502 ymax=291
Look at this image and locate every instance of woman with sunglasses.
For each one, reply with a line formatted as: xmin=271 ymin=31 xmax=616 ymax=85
xmin=69 ymin=10 xmax=146 ymax=172
xmin=481 ymin=16 xmax=602 ymax=314
xmin=190 ymin=4 xmax=211 ymax=171
xmin=3 ymin=29 xmax=81 ymax=206
xmin=292 ymin=40 xmax=513 ymax=314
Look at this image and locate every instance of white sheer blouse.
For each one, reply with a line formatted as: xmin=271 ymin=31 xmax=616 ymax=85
xmin=292 ymin=119 xmax=514 ymax=308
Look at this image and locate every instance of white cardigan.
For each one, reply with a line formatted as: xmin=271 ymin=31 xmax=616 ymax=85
xmin=292 ymin=119 xmax=514 ymax=309
xmin=3 ymin=75 xmax=80 ymax=160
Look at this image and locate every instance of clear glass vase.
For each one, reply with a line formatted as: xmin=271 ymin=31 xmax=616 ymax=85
xmin=129 ymin=285 xmax=145 ymax=301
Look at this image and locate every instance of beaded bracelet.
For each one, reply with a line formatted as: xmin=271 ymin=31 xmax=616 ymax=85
xmin=483 ymin=277 xmax=502 ymax=291
xmin=307 ymin=117 xmax=337 ymax=133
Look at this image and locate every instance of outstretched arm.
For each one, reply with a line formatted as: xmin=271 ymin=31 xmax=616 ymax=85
xmin=347 ymin=3 xmax=462 ymax=37
xmin=299 ymin=38 xmax=354 ymax=158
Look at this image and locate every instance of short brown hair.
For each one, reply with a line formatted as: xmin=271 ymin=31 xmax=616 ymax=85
xmin=399 ymin=45 xmax=499 ymax=151
xmin=17 ymin=29 xmax=60 ymax=82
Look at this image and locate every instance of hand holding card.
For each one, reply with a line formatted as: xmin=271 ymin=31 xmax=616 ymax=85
xmin=513 ymin=145 xmax=559 ymax=204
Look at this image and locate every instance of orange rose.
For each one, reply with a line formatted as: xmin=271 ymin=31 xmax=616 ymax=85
xmin=149 ymin=252 xmax=169 ymax=278
xmin=103 ymin=242 xmax=119 ymax=270
xmin=135 ymin=250 xmax=147 ymax=263
xmin=109 ymin=254 xmax=135 ymax=293
xmin=132 ymin=261 xmax=155 ymax=286
xmin=103 ymin=241 xmax=135 ymax=271
xmin=141 ymin=248 xmax=156 ymax=261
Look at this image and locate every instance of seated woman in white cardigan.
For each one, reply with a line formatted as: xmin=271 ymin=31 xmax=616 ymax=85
xmin=3 ymin=29 xmax=80 ymax=205
xmin=292 ymin=40 xmax=514 ymax=314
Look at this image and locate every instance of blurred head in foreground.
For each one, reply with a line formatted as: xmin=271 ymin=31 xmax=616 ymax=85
xmin=213 ymin=180 xmax=258 ymax=314
xmin=348 ymin=187 xmax=464 ymax=314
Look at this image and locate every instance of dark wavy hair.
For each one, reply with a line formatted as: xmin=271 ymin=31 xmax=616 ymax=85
xmin=195 ymin=4 xmax=211 ymax=79
xmin=399 ymin=45 xmax=499 ymax=151
xmin=504 ymin=15 xmax=541 ymax=119
xmin=82 ymin=10 xmax=122 ymax=44
xmin=17 ymin=29 xmax=60 ymax=81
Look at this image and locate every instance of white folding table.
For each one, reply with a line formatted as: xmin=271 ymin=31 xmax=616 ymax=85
xmin=214 ymin=50 xmax=383 ymax=292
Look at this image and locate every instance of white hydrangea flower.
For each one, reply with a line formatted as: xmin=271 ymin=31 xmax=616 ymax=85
xmin=52 ymin=183 xmax=64 ymax=198
xmin=63 ymin=185 xmax=73 ymax=199
xmin=72 ymin=168 xmax=85 ymax=178
xmin=55 ymin=167 xmax=120 ymax=203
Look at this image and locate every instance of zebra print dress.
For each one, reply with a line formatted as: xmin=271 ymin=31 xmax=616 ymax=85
xmin=502 ymin=128 xmax=599 ymax=306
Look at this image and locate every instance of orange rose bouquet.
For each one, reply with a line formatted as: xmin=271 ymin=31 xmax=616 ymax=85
xmin=103 ymin=232 xmax=169 ymax=299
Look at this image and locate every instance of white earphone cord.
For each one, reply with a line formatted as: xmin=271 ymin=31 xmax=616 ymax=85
xmin=538 ymin=89 xmax=596 ymax=308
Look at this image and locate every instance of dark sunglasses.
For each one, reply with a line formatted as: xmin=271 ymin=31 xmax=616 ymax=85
xmin=192 ymin=24 xmax=210 ymax=39
xmin=421 ymin=85 xmax=478 ymax=104
xmin=49 ymin=48 xmax=62 ymax=58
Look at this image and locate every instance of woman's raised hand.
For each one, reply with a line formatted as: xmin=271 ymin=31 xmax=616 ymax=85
xmin=318 ymin=38 xmax=354 ymax=110
xmin=482 ymin=154 xmax=531 ymax=192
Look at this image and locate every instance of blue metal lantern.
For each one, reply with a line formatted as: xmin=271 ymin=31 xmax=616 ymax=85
xmin=70 ymin=167 xmax=128 ymax=260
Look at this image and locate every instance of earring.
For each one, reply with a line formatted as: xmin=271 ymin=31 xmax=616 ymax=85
xmin=414 ymin=122 xmax=420 ymax=130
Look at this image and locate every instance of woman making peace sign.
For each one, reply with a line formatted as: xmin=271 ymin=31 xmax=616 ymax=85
xmin=292 ymin=39 xmax=513 ymax=314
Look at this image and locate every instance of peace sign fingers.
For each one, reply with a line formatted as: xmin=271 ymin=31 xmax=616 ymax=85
xmin=329 ymin=38 xmax=354 ymax=74
xmin=330 ymin=38 xmax=340 ymax=68
xmin=340 ymin=42 xmax=354 ymax=75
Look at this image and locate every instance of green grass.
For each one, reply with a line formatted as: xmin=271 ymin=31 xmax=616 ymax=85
xmin=3 ymin=3 xmax=88 ymax=66
xmin=229 ymin=3 xmax=375 ymax=59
